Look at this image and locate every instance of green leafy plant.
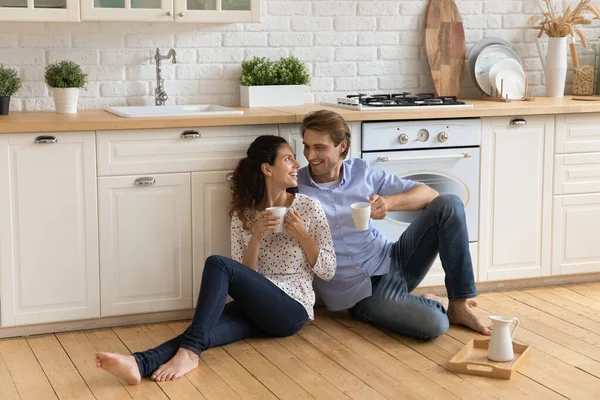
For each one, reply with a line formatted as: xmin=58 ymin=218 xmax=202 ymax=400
xmin=0 ymin=64 xmax=22 ymax=97
xmin=44 ymin=60 xmax=88 ymax=89
xmin=240 ymin=56 xmax=311 ymax=86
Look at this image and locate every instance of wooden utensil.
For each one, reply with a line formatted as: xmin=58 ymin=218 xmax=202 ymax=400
xmin=570 ymin=37 xmax=580 ymax=69
xmin=425 ymin=0 xmax=466 ymax=97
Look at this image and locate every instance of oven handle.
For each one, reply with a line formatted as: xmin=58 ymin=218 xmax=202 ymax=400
xmin=377 ymin=153 xmax=472 ymax=163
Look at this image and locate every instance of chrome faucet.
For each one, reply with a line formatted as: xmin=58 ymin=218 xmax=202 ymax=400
xmin=154 ymin=48 xmax=177 ymax=106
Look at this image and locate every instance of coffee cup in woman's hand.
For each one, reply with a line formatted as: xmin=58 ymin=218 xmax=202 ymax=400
xmin=266 ymin=206 xmax=291 ymax=233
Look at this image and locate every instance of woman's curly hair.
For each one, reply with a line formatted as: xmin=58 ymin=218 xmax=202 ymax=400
xmin=229 ymin=135 xmax=291 ymax=230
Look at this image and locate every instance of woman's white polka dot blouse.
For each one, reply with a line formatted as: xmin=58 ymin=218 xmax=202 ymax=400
xmin=231 ymin=193 xmax=336 ymax=320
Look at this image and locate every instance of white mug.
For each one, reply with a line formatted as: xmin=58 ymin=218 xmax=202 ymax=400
xmin=265 ymin=206 xmax=291 ymax=233
xmin=350 ymin=202 xmax=371 ymax=231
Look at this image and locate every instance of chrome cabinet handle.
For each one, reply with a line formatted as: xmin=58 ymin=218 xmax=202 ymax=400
xmin=377 ymin=153 xmax=471 ymax=163
xmin=226 ymin=172 xmax=233 ymax=181
xmin=135 ymin=177 xmax=156 ymax=186
xmin=34 ymin=135 xmax=57 ymax=144
xmin=181 ymin=130 xmax=201 ymax=139
xmin=166 ymin=11 xmax=172 ymax=16
xmin=178 ymin=12 xmax=184 ymax=17
xmin=510 ymin=118 xmax=527 ymax=126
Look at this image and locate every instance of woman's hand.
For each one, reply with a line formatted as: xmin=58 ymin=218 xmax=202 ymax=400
xmin=284 ymin=208 xmax=309 ymax=241
xmin=253 ymin=210 xmax=280 ymax=238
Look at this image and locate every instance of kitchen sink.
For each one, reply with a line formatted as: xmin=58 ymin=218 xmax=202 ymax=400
xmin=105 ymin=104 xmax=244 ymax=118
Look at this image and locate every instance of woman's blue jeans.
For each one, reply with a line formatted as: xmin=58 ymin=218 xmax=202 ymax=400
xmin=132 ymin=255 xmax=309 ymax=377
xmin=349 ymin=194 xmax=477 ymax=340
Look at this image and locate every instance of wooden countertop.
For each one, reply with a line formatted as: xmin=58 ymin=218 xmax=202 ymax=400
xmin=3 ymin=97 xmax=600 ymax=133
xmin=0 ymin=107 xmax=296 ymax=134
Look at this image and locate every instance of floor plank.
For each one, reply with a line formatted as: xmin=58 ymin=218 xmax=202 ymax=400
xmin=0 ymin=351 xmax=21 ymax=400
xmin=0 ymin=337 xmax=57 ymax=400
xmin=524 ymin=287 xmax=600 ymax=324
xmin=26 ymin=334 xmax=95 ymax=400
xmin=247 ymin=337 xmax=351 ymax=400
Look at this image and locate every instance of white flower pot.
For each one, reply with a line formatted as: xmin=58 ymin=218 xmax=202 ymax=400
xmin=240 ymin=85 xmax=305 ymax=108
xmin=52 ymin=87 xmax=80 ymax=114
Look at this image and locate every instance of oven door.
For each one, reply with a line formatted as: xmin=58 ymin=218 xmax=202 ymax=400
xmin=361 ymin=147 xmax=479 ymax=242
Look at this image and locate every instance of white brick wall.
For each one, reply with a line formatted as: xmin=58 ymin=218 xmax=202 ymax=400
xmin=0 ymin=0 xmax=590 ymax=111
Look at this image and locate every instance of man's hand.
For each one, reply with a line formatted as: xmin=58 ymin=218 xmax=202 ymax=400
xmin=369 ymin=194 xmax=389 ymax=220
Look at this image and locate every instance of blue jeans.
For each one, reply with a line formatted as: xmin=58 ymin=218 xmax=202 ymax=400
xmin=132 ymin=255 xmax=309 ymax=377
xmin=349 ymin=194 xmax=477 ymax=340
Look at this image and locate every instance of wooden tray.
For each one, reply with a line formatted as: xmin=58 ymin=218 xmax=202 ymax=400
xmin=448 ymin=339 xmax=530 ymax=379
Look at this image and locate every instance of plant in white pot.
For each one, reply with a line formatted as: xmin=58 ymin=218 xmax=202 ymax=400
xmin=44 ymin=60 xmax=88 ymax=114
xmin=0 ymin=64 xmax=22 ymax=116
xmin=240 ymin=56 xmax=311 ymax=107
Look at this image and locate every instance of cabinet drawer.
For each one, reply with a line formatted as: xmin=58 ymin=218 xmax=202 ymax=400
xmin=556 ymin=114 xmax=600 ymax=154
xmin=97 ymin=125 xmax=278 ymax=176
xmin=554 ymin=152 xmax=600 ymax=195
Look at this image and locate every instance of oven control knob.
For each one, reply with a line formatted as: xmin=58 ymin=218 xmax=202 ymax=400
xmin=438 ymin=132 xmax=449 ymax=142
xmin=398 ymin=133 xmax=409 ymax=144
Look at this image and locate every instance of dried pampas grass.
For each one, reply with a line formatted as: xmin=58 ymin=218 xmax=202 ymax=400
xmin=528 ymin=0 xmax=600 ymax=47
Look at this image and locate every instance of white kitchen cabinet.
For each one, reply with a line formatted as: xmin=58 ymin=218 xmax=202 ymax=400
xmin=478 ymin=116 xmax=554 ymax=281
xmin=0 ymin=132 xmax=99 ymax=327
xmin=279 ymin=122 xmax=361 ymax=168
xmin=98 ymin=173 xmax=193 ymax=316
xmin=192 ymin=170 xmax=233 ymax=306
xmin=81 ymin=0 xmax=259 ymax=22
xmin=0 ymin=0 xmax=79 ymax=21
xmin=552 ymin=193 xmax=600 ymax=275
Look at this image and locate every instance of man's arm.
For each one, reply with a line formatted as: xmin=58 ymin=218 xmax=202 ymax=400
xmin=370 ymin=184 xmax=439 ymax=220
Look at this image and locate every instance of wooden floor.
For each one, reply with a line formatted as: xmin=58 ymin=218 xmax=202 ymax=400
xmin=2 ymin=283 xmax=600 ymax=399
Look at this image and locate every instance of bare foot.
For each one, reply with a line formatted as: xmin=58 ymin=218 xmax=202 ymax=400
xmin=151 ymin=348 xmax=199 ymax=382
xmin=95 ymin=352 xmax=141 ymax=385
xmin=447 ymin=299 xmax=492 ymax=336
xmin=421 ymin=294 xmax=477 ymax=310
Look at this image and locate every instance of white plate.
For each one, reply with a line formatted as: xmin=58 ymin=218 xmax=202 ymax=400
xmin=475 ymin=44 xmax=522 ymax=96
xmin=495 ymin=66 xmax=526 ymax=99
xmin=488 ymin=59 xmax=523 ymax=93
xmin=467 ymin=37 xmax=523 ymax=92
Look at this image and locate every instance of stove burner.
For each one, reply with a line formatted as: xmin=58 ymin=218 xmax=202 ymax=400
xmin=338 ymin=93 xmax=465 ymax=107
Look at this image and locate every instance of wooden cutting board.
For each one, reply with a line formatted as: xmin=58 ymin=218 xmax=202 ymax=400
xmin=425 ymin=0 xmax=466 ymax=97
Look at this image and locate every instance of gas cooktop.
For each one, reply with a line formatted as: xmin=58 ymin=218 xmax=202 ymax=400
xmin=322 ymin=93 xmax=474 ymax=111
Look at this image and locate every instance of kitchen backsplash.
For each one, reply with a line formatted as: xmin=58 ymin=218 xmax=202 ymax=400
xmin=1 ymin=0 xmax=593 ymax=111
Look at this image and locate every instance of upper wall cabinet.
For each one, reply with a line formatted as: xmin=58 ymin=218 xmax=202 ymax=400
xmin=81 ymin=0 xmax=259 ymax=22
xmin=0 ymin=0 xmax=80 ymax=21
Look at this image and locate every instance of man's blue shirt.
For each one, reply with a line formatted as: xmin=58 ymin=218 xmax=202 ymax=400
xmin=298 ymin=158 xmax=419 ymax=311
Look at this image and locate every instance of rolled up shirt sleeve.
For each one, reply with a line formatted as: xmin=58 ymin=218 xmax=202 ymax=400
xmin=366 ymin=162 xmax=422 ymax=196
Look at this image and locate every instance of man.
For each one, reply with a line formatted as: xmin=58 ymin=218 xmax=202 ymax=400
xmin=297 ymin=109 xmax=491 ymax=340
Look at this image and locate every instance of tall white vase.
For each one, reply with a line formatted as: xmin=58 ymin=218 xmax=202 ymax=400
xmin=544 ymin=37 xmax=568 ymax=97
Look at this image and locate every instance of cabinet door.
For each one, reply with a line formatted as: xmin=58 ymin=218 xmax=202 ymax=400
xmin=174 ymin=0 xmax=259 ymax=22
xmin=479 ymin=116 xmax=554 ymax=281
xmin=98 ymin=173 xmax=192 ymax=316
xmin=0 ymin=0 xmax=79 ymax=21
xmin=0 ymin=132 xmax=99 ymax=326
xmin=81 ymin=0 xmax=172 ymax=21
xmin=553 ymin=193 xmax=600 ymax=275
xmin=192 ymin=170 xmax=232 ymax=305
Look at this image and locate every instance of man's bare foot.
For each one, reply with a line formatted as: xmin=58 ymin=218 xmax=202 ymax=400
xmin=447 ymin=299 xmax=492 ymax=335
xmin=421 ymin=294 xmax=477 ymax=310
xmin=151 ymin=348 xmax=199 ymax=382
xmin=95 ymin=352 xmax=141 ymax=385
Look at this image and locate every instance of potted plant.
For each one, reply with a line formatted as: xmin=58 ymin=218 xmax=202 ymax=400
xmin=240 ymin=56 xmax=311 ymax=107
xmin=44 ymin=60 xmax=88 ymax=114
xmin=0 ymin=64 xmax=22 ymax=116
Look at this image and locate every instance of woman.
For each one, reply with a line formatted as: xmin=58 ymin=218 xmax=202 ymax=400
xmin=95 ymin=135 xmax=336 ymax=384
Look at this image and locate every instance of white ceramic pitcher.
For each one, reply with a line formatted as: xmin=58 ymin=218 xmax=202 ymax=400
xmin=487 ymin=316 xmax=520 ymax=362
xmin=535 ymin=36 xmax=568 ymax=97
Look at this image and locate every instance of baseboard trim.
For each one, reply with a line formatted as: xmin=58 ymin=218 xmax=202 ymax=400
xmin=412 ymin=272 xmax=600 ymax=296
xmin=0 ymin=309 xmax=196 ymax=339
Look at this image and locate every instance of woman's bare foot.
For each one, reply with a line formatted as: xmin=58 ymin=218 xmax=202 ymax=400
xmin=421 ymin=294 xmax=477 ymax=310
xmin=151 ymin=348 xmax=199 ymax=382
xmin=95 ymin=352 xmax=141 ymax=385
xmin=447 ymin=299 xmax=492 ymax=335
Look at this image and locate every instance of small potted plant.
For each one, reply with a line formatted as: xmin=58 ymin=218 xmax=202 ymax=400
xmin=0 ymin=64 xmax=22 ymax=116
xmin=44 ymin=60 xmax=88 ymax=114
xmin=240 ymin=56 xmax=311 ymax=107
